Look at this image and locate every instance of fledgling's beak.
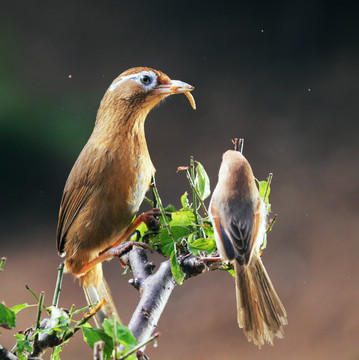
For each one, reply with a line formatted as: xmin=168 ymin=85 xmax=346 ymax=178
xmin=155 ymin=80 xmax=196 ymax=110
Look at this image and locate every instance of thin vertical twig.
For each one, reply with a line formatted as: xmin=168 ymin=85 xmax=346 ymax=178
xmin=34 ymin=292 xmax=45 ymax=345
xmin=184 ymin=170 xmax=209 ymax=217
xmin=190 ymin=157 xmax=199 ymax=223
xmin=151 ymin=176 xmax=174 ymax=241
xmin=52 ymin=263 xmax=65 ymax=307
xmin=266 ymin=214 xmax=278 ymax=233
xmin=93 ymin=341 xmax=104 ymax=360
xmin=263 ymin=173 xmax=273 ymax=200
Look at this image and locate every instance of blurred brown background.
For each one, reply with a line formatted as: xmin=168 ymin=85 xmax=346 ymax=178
xmin=1 ymin=1 xmax=359 ymax=359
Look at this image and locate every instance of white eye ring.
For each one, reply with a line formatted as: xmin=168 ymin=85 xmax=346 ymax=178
xmin=140 ymin=74 xmax=152 ymax=85
xmin=109 ymin=70 xmax=157 ymax=92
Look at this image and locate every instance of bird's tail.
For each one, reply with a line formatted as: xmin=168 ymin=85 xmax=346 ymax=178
xmin=82 ymin=264 xmax=121 ymax=328
xmin=235 ymin=254 xmax=287 ymax=348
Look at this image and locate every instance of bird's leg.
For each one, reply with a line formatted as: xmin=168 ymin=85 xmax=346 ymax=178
xmin=199 ymin=250 xmax=223 ymax=262
xmin=199 ymin=256 xmax=223 ymax=262
xmin=81 ymin=209 xmax=162 ymax=274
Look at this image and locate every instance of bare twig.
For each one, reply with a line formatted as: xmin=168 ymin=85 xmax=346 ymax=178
xmin=25 ymin=285 xmax=49 ymax=314
xmin=93 ymin=341 xmax=104 ymax=360
xmin=52 ymin=263 xmax=64 ymax=307
xmin=33 ymin=292 xmax=45 ymax=348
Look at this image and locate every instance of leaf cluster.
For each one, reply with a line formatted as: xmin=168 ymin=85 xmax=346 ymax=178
xmin=144 ymin=158 xmax=216 ymax=284
xmin=0 ymin=260 xmax=138 ymax=360
xmin=139 ymin=158 xmax=277 ymax=284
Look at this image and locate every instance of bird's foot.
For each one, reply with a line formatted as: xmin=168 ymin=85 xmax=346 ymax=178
xmin=137 ymin=208 xmax=162 ymax=231
xmin=98 ymin=240 xmax=151 ymax=267
xmin=79 ymin=209 xmax=167 ymax=275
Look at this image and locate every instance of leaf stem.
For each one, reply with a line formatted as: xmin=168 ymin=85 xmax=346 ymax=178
xmin=151 ymin=176 xmax=174 ymax=241
xmin=263 ymin=173 xmax=273 ymax=200
xmin=185 ymin=170 xmax=209 ymax=217
xmin=34 ymin=292 xmax=45 ymax=345
xmin=52 ymin=263 xmax=64 ymax=307
xmin=190 ymin=157 xmax=199 ymax=221
xmin=113 ymin=314 xmax=118 ymax=360
xmin=118 ymin=332 xmax=160 ymax=360
xmin=25 ymin=285 xmax=49 ymax=314
xmin=143 ymin=196 xmax=153 ymax=207
xmin=62 ymin=300 xmax=104 ymax=341
xmin=266 ymin=214 xmax=277 ymax=233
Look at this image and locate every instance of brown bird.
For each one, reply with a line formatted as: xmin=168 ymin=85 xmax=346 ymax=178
xmin=209 ymin=149 xmax=287 ymax=347
xmin=56 ymin=67 xmax=195 ymax=326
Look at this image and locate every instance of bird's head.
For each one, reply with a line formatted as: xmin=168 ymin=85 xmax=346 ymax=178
xmin=104 ymin=67 xmax=195 ymax=116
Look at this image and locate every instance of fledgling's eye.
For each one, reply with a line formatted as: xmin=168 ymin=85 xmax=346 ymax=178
xmin=140 ymin=74 xmax=152 ymax=85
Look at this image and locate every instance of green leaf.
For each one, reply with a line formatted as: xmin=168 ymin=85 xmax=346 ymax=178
xmin=170 ymin=248 xmax=185 ymax=285
xmin=170 ymin=211 xmax=196 ymax=226
xmin=180 ymin=191 xmax=190 ymax=209
xmin=189 ymin=237 xmax=216 ymax=253
xmin=11 ymin=303 xmax=29 ymax=314
xmin=260 ymin=234 xmax=268 ymax=252
xmin=130 ymin=221 xmax=148 ymax=241
xmin=102 ymin=318 xmax=137 ymax=349
xmin=258 ymin=180 xmax=271 ymax=204
xmin=164 ymin=204 xmax=176 ymax=212
xmin=194 ymin=161 xmax=211 ymax=201
xmin=154 ymin=226 xmax=192 ymax=256
xmin=228 ymin=269 xmax=235 ymax=277
xmin=0 ymin=303 xmax=16 ymax=329
xmin=14 ymin=333 xmax=32 ymax=359
xmin=82 ymin=327 xmax=114 ymax=360
xmin=51 ymin=345 xmax=62 ymax=360
xmin=201 ymin=222 xmax=214 ymax=237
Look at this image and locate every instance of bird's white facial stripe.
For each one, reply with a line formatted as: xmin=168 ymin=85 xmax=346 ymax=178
xmin=109 ymin=70 xmax=158 ymax=92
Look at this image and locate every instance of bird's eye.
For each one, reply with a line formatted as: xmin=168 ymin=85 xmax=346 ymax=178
xmin=140 ymin=74 xmax=152 ymax=85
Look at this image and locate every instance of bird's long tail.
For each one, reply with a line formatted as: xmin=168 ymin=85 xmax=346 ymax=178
xmin=82 ymin=264 xmax=121 ymax=328
xmin=235 ymin=254 xmax=287 ymax=348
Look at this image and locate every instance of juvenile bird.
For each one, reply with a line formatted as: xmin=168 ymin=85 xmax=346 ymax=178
xmin=209 ymin=149 xmax=287 ymax=347
xmin=56 ymin=67 xmax=195 ymax=326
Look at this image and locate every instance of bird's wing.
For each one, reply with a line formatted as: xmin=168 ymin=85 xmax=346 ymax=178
xmin=226 ymin=214 xmax=254 ymax=265
xmin=56 ymin=168 xmax=93 ymax=255
xmin=212 ymin=200 xmax=257 ymax=265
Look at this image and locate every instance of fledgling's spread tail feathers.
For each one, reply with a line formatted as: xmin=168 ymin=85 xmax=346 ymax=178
xmin=235 ymin=254 xmax=287 ymax=348
xmin=82 ymin=264 xmax=121 ymax=327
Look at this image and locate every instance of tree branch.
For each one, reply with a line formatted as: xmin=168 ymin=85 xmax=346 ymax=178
xmin=124 ymin=248 xmax=176 ymax=344
xmin=0 ymin=345 xmax=17 ymax=360
xmin=123 ymin=247 xmax=224 ymax=346
xmin=29 ymin=319 xmax=62 ymax=358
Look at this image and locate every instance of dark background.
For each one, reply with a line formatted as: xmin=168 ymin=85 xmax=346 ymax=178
xmin=1 ymin=1 xmax=358 ymax=359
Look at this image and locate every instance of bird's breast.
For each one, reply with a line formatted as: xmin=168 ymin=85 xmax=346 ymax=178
xmin=127 ymin=154 xmax=155 ymax=212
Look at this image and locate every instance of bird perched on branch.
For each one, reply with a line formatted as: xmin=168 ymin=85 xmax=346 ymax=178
xmin=209 ymin=149 xmax=287 ymax=347
xmin=56 ymin=67 xmax=195 ymax=326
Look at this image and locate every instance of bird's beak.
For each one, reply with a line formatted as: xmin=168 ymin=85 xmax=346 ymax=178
xmin=155 ymin=80 xmax=196 ymax=110
xmin=156 ymin=80 xmax=194 ymax=94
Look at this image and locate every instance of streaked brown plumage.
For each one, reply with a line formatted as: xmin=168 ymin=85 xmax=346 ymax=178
xmin=209 ymin=150 xmax=287 ymax=347
xmin=56 ymin=67 xmax=195 ymax=326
